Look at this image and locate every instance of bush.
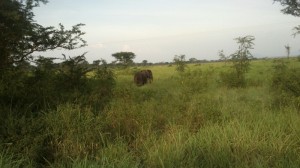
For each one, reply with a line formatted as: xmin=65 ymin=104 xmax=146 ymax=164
xmin=271 ymin=60 xmax=300 ymax=109
xmin=173 ymin=55 xmax=187 ymax=72
xmin=219 ymin=35 xmax=255 ymax=88
xmin=84 ymin=64 xmax=116 ymax=114
xmin=0 ymin=55 xmax=115 ymax=115
xmin=0 ymin=56 xmax=116 ymax=166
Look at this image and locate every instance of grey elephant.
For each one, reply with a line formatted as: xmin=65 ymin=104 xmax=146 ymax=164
xmin=134 ymin=70 xmax=153 ymax=86
xmin=134 ymin=70 xmax=148 ymax=86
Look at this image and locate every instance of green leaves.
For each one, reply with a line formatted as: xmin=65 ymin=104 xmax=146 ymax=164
xmin=231 ymin=35 xmax=255 ymax=74
xmin=173 ymin=54 xmax=187 ymax=72
xmin=220 ymin=35 xmax=255 ymax=88
xmin=111 ymin=52 xmax=136 ymax=67
xmin=0 ymin=0 xmax=86 ymax=70
xmin=273 ymin=0 xmax=300 ymax=17
xmin=273 ymin=0 xmax=300 ymax=38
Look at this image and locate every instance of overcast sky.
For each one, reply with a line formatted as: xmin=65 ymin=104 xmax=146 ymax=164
xmin=33 ymin=0 xmax=300 ymax=63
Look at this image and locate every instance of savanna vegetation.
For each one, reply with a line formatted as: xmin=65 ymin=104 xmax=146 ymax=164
xmin=1 ymin=0 xmax=300 ymax=167
xmin=2 ymin=56 xmax=300 ymax=167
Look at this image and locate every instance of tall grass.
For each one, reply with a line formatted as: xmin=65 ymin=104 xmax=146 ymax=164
xmin=0 ymin=151 xmax=29 ymax=168
xmin=2 ymin=58 xmax=300 ymax=167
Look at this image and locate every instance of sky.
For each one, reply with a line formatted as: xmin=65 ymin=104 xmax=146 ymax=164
xmin=33 ymin=0 xmax=300 ymax=63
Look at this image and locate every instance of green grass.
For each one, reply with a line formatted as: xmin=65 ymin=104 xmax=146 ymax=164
xmin=2 ymin=58 xmax=300 ymax=167
xmin=0 ymin=151 xmax=31 ymax=168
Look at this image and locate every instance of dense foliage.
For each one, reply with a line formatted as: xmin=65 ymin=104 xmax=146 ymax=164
xmin=0 ymin=1 xmax=115 ymax=166
xmin=0 ymin=0 xmax=86 ymax=71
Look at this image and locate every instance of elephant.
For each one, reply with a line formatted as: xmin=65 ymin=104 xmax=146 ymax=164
xmin=145 ymin=69 xmax=153 ymax=83
xmin=134 ymin=69 xmax=153 ymax=86
xmin=134 ymin=70 xmax=148 ymax=86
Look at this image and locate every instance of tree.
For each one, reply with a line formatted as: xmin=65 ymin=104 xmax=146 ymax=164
xmin=0 ymin=0 xmax=86 ymax=72
xmin=218 ymin=49 xmax=230 ymax=63
xmin=274 ymin=0 xmax=300 ymax=36
xmin=274 ymin=0 xmax=300 ymax=16
xmin=293 ymin=25 xmax=300 ymax=37
xmin=220 ymin=36 xmax=255 ymax=88
xmin=285 ymin=44 xmax=291 ymax=59
xmin=231 ymin=36 xmax=255 ymax=76
xmin=189 ymin=58 xmax=198 ymax=63
xmin=111 ymin=52 xmax=135 ymax=67
xmin=142 ymin=60 xmax=148 ymax=66
xmin=0 ymin=0 xmax=88 ymax=113
xmin=93 ymin=60 xmax=102 ymax=66
xmin=173 ymin=54 xmax=187 ymax=72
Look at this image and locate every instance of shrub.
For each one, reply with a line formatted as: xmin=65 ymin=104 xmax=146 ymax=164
xmin=271 ymin=60 xmax=300 ymax=109
xmin=85 ymin=62 xmax=116 ymax=114
xmin=0 ymin=56 xmax=116 ymax=166
xmin=219 ymin=35 xmax=255 ymax=88
xmin=173 ymin=55 xmax=187 ymax=72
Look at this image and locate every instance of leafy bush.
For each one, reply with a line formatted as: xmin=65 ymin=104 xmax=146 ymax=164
xmin=173 ymin=55 xmax=187 ymax=72
xmin=55 ymin=55 xmax=90 ymax=93
xmin=0 ymin=56 xmax=116 ymax=166
xmin=84 ymin=61 xmax=116 ymax=114
xmin=271 ymin=60 xmax=300 ymax=109
xmin=0 ymin=55 xmax=115 ymax=115
xmin=219 ymin=35 xmax=255 ymax=88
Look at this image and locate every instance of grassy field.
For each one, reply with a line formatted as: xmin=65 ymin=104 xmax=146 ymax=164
xmin=1 ymin=58 xmax=300 ymax=167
